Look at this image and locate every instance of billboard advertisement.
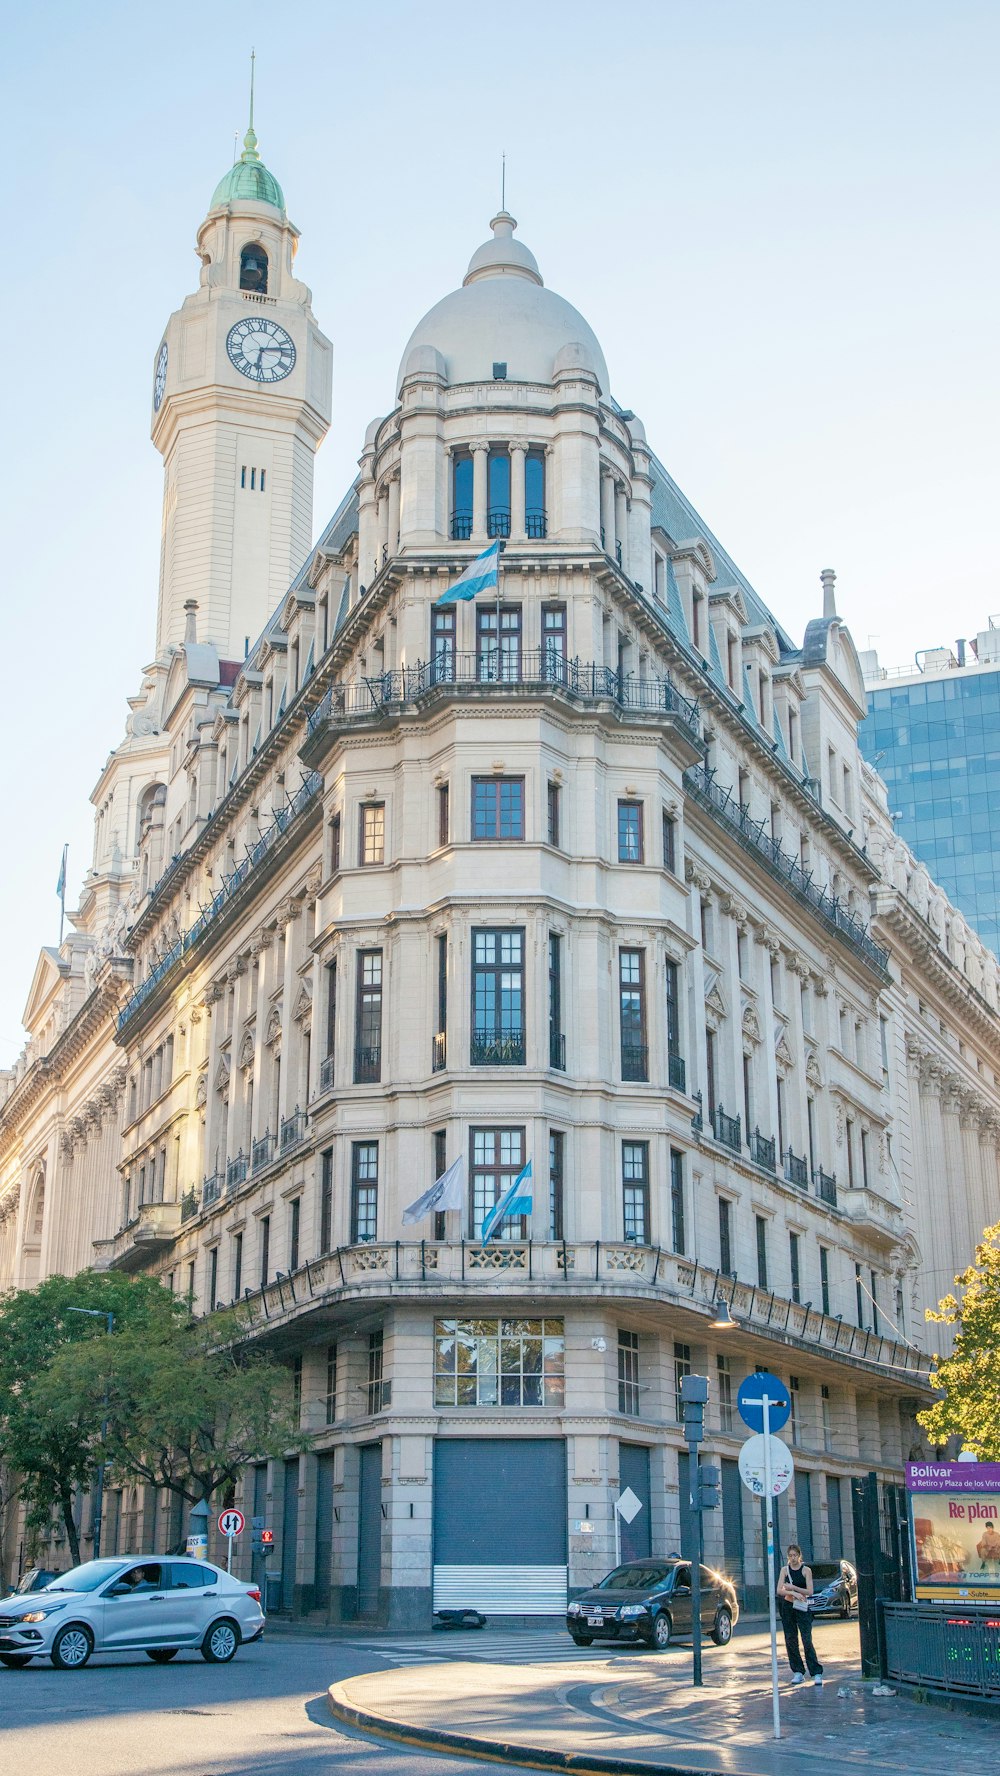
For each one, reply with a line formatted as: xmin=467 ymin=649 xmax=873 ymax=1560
xmin=906 ymin=1462 xmax=1000 ymax=1601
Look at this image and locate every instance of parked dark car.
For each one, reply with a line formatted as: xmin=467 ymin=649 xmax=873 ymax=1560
xmin=3 ymin=1569 xmax=60 ymax=1599
xmin=566 ymin=1558 xmax=739 ymax=1650
xmin=807 ymin=1559 xmax=857 ymax=1618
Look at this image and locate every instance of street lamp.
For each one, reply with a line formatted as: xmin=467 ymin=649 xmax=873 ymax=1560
xmin=709 ymin=1297 xmax=737 ymax=1331
xmin=66 ymin=1308 xmax=114 ymax=1560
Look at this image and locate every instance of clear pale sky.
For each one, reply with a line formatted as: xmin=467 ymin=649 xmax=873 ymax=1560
xmin=1 ymin=0 xmax=997 ymax=1062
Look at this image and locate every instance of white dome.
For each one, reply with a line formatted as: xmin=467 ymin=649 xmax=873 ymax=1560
xmin=397 ymin=213 xmax=609 ymax=397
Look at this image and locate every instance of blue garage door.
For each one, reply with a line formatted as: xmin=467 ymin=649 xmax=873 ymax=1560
xmin=432 ymin=1438 xmax=567 ymax=1613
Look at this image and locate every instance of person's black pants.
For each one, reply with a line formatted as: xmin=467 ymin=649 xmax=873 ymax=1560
xmin=780 ymin=1600 xmax=823 ymax=1676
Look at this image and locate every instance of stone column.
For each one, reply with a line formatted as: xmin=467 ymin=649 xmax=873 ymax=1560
xmin=600 ymin=470 xmax=616 ymax=556
xmin=509 ymin=442 xmax=527 ymax=541
xmin=471 ymin=443 xmax=489 ymax=543
xmin=615 ymin=485 xmax=629 ymax=572
xmin=386 ymin=473 xmax=401 ymax=559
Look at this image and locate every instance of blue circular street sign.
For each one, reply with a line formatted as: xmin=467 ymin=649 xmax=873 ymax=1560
xmin=737 ymin=1371 xmax=791 ymax=1434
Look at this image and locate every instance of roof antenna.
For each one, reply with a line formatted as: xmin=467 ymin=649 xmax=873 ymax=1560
xmin=501 ymin=150 xmax=506 ymax=212
xmin=249 ymin=46 xmax=256 ymax=133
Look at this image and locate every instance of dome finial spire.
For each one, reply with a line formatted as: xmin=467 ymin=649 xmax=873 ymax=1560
xmin=241 ymin=48 xmax=260 ymax=163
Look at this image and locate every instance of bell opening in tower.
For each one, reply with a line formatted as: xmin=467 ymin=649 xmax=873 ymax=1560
xmin=240 ymin=243 xmax=268 ymax=294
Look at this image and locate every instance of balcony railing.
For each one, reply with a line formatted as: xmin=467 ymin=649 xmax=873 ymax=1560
xmin=691 ymin=1089 xmax=704 ymax=1132
xmin=354 ymin=1045 xmax=382 ymax=1084
xmin=683 ymin=765 xmax=890 ymax=977
xmin=667 ymin=1052 xmax=687 ymax=1093
xmin=711 ymin=1106 xmax=742 ymax=1152
xmin=749 ymin=1129 xmax=776 ymax=1172
xmin=487 ymin=508 xmax=511 ymax=538
xmin=202 ymin=1171 xmax=223 ymax=1208
xmin=251 ymin=1131 xmax=275 ymax=1171
xmin=621 ymin=1042 xmax=649 ymax=1083
xmin=525 ymin=510 xmax=547 ymax=539
xmin=226 ymin=1152 xmax=248 ymax=1190
xmin=279 ymin=1108 xmax=307 ymax=1153
xmin=304 ymin=653 xmax=700 ymax=741
xmin=549 ymin=1031 xmax=566 ymax=1071
xmin=180 ymin=1188 xmax=199 ymax=1223
xmin=784 ymin=1148 xmax=809 ymax=1187
xmin=118 ymin=771 xmax=324 ymax=1032
xmin=471 ymin=1030 xmax=525 ymax=1067
xmin=815 ymin=1167 xmax=838 ymax=1208
xmin=450 ymin=514 xmax=473 ymax=540
xmin=432 ymin=1031 xmax=447 ymax=1072
xmin=319 ymin=1054 xmax=335 ymax=1092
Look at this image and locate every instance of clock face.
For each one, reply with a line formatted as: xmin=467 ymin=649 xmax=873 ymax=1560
xmin=153 ymin=340 xmax=168 ymax=411
xmin=226 ymin=317 xmax=296 ymax=384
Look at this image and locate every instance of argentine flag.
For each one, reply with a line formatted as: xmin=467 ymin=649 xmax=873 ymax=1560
xmin=481 ymin=1160 xmax=533 ymax=1242
xmin=434 ymin=540 xmax=500 ymax=606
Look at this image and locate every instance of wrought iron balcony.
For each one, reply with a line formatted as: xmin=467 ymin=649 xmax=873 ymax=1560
xmin=353 ymin=1045 xmax=382 ymax=1085
xmin=487 ymin=508 xmax=511 ymax=538
xmin=621 ymin=1042 xmax=649 ymax=1083
xmin=471 ymin=1029 xmax=525 ymax=1067
xmin=202 ymin=1171 xmax=223 ymax=1208
xmin=251 ymin=1131 xmax=275 ymax=1171
xmin=814 ymin=1167 xmax=838 ymax=1208
xmin=711 ymin=1106 xmax=742 ymax=1152
xmin=549 ymin=1031 xmax=566 ymax=1071
xmin=432 ymin=1031 xmax=447 ymax=1073
xmin=180 ymin=1188 xmax=199 ymax=1223
xmin=683 ymin=765 xmax=890 ymax=978
xmin=749 ymin=1128 xmax=776 ymax=1172
xmin=691 ymin=1089 xmax=704 ymax=1132
xmin=319 ymin=1054 xmax=335 ymax=1092
xmin=226 ymin=1152 xmax=248 ymax=1190
xmin=525 ymin=510 xmax=547 ymax=539
xmin=450 ymin=514 xmax=473 ymax=540
xmin=784 ymin=1148 xmax=809 ymax=1187
xmin=279 ymin=1109 xmax=307 ymax=1153
xmin=667 ymin=1052 xmax=687 ymax=1093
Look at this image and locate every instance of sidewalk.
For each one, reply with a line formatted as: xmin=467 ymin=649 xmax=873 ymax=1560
xmin=327 ymin=1623 xmax=998 ymax=1776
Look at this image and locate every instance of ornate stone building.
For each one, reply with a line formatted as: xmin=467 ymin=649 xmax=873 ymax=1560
xmin=2 ymin=127 xmax=997 ymax=1617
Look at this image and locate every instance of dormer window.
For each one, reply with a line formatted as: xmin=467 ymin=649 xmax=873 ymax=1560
xmin=240 ymin=243 xmax=268 ymax=294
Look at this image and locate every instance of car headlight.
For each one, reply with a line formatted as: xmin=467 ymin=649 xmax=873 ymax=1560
xmin=567 ymin=1602 xmax=583 ymax=1616
xmin=619 ymin=1604 xmax=648 ymax=1618
xmin=20 ymin=1606 xmax=64 ymax=1622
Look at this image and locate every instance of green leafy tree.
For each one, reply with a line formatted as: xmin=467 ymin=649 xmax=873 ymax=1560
xmin=918 ymin=1219 xmax=1000 ymax=1460
xmin=0 ymin=1273 xmax=181 ymax=1565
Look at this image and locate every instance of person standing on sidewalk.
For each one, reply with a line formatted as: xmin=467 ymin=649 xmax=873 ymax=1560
xmin=776 ymin=1543 xmax=824 ymax=1686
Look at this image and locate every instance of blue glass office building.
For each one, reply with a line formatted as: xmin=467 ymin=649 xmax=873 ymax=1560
xmin=859 ymin=666 xmax=1000 ymax=955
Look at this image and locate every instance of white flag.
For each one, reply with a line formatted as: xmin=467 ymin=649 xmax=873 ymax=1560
xmin=401 ymin=1154 xmax=466 ymax=1226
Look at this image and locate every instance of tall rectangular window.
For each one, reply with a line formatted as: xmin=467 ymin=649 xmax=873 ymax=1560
xmin=846 ymin=1118 xmax=856 ymax=1188
xmin=856 ymin=1261 xmax=865 ymax=1326
xmin=289 ymin=1197 xmax=301 ymax=1271
xmin=546 ymin=781 xmax=561 ymax=846
xmin=619 ymin=949 xmax=648 ymax=1081
xmin=292 ymin=1356 xmax=303 ymax=1421
xmin=541 ymin=603 xmax=566 ymax=675
xmin=716 ymin=1354 xmax=734 ymax=1433
xmin=487 ymin=447 xmax=511 ymax=537
xmin=665 ymin=959 xmax=683 ymax=1091
xmin=819 ymin=1245 xmax=830 ymax=1316
xmin=319 ymin=1148 xmax=333 ymax=1254
xmin=860 ymin=1128 xmax=870 ymax=1189
xmin=789 ymin=1231 xmax=801 ymax=1303
xmin=470 ymin=1126 xmax=526 ymax=1239
xmin=525 ymin=453 xmax=547 ymax=538
xmin=360 ymin=802 xmax=385 ymax=866
xmin=432 ymin=1129 xmax=448 ymax=1241
xmin=232 ymin=1231 xmax=243 ymax=1300
xmin=673 ymin=1341 xmax=691 ymax=1422
xmin=325 ymin=1344 xmax=338 ymax=1425
xmin=476 ymin=604 xmax=521 ymax=681
xmin=431 ymin=605 xmax=456 ymax=676
xmin=742 ymin=1054 xmax=753 ymax=1133
xmin=705 ymin=1027 xmax=718 ymax=1118
xmin=662 ymin=809 xmax=677 ymax=873
xmin=789 ymin=1375 xmax=800 ymax=1444
xmin=670 ymin=1148 xmax=685 ymax=1253
xmin=776 ymin=1075 xmax=786 ymax=1156
xmin=367 ymin=1330 xmax=388 ymax=1414
xmin=323 ymin=959 xmax=337 ymax=1087
xmin=471 ymin=928 xmax=525 ymax=1065
xmin=471 ymin=775 xmax=524 ymax=840
xmin=617 ymin=799 xmax=644 ymax=862
xmin=755 ymin=1214 xmax=768 ymax=1289
xmin=451 ymin=452 xmax=473 ymax=539
xmin=869 ymin=1269 xmax=880 ymax=1334
xmin=208 ymin=1246 xmax=219 ymax=1311
xmin=548 ymin=933 xmax=564 ymax=1070
xmin=437 ymin=782 xmax=450 ymax=847
xmin=549 ymin=1130 xmax=564 ymax=1240
xmin=622 ymin=1140 xmax=649 ymax=1243
xmin=821 ymin=1383 xmax=832 ymax=1452
xmin=618 ymin=1329 xmax=640 ymax=1416
xmin=433 ymin=934 xmax=448 ymax=1071
xmin=719 ymin=1197 xmax=734 ymax=1276
xmin=351 ymin=1142 xmax=379 ymax=1242
xmin=806 ymin=1096 xmax=817 ymax=1174
xmin=354 ymin=950 xmax=383 ymax=1083
xmin=329 ymin=811 xmax=342 ymax=874
xmin=259 ymin=1215 xmax=271 ymax=1290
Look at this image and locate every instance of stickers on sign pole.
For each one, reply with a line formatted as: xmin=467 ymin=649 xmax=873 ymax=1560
xmin=738 ymin=1433 xmax=794 ymax=1497
xmin=218 ymin=1507 xmax=246 ymax=1539
xmin=737 ymin=1371 xmax=791 ymax=1434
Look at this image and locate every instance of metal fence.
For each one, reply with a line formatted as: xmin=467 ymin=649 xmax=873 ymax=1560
xmin=882 ymin=1602 xmax=1000 ymax=1698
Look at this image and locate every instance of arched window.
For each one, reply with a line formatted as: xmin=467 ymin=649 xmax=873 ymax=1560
xmin=239 ymin=243 xmax=268 ymax=294
xmin=525 ymin=451 xmax=546 ymax=538
xmin=487 ymin=449 xmax=511 ymax=538
xmin=451 ymin=452 xmax=473 ymax=539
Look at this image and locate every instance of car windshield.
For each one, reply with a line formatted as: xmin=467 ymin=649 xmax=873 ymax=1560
xmin=14 ymin=1572 xmax=50 ymax=1594
xmin=808 ymin=1563 xmax=841 ymax=1583
xmin=46 ymin=1560 xmax=126 ymax=1593
xmin=595 ymin=1564 xmax=672 ymax=1591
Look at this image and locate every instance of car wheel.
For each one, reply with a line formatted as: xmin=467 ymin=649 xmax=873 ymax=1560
xmin=50 ymin=1624 xmax=94 ymax=1670
xmin=201 ymin=1619 xmax=240 ymax=1664
xmin=651 ymin=1612 xmax=673 ymax=1650
xmin=146 ymin=1649 xmax=179 ymax=1663
xmin=840 ymin=1597 xmax=853 ymax=1620
xmin=569 ymin=1633 xmax=593 ymax=1646
xmin=711 ymin=1607 xmax=733 ymax=1646
xmin=0 ymin=1653 xmax=33 ymax=1668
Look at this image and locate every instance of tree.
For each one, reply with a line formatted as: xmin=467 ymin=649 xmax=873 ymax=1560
xmin=40 ymin=1308 xmax=304 ymax=1522
xmin=918 ymin=1219 xmax=1000 ymax=1460
xmin=0 ymin=1273 xmax=181 ymax=1566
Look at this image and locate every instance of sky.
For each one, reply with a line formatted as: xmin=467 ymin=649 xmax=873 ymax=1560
xmin=1 ymin=0 xmax=998 ymax=1061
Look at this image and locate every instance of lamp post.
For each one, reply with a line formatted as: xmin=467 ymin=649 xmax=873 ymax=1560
xmin=66 ymin=1308 xmax=114 ymax=1559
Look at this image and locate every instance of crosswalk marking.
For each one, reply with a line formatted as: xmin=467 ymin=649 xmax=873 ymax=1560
xmin=351 ymin=1628 xmax=655 ymax=1668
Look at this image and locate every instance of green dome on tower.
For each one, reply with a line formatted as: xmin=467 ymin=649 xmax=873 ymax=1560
xmin=210 ymin=124 xmax=285 ymax=211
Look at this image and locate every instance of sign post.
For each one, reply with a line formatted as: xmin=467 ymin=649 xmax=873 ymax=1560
xmin=679 ymin=1373 xmax=712 ymax=1687
xmin=737 ymin=1372 xmax=791 ymax=1742
xmin=218 ymin=1507 xmax=246 ymax=1575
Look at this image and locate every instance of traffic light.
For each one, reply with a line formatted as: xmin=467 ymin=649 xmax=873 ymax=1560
xmin=680 ymin=1372 xmax=709 ymax=1444
xmin=698 ymin=1464 xmax=722 ymax=1511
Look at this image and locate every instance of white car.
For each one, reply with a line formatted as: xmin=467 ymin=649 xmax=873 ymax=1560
xmin=0 ymin=1556 xmax=264 ymax=1670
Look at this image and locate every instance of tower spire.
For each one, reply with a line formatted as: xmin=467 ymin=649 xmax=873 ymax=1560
xmin=241 ymin=48 xmax=260 ymax=164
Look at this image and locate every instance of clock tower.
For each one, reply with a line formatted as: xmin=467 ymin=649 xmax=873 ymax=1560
xmin=151 ymin=115 xmax=332 ymax=661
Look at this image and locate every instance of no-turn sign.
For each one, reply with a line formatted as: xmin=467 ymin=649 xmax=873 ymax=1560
xmin=218 ymin=1508 xmax=246 ymax=1539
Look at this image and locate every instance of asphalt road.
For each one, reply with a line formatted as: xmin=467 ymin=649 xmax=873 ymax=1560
xmin=0 ymin=1632 xmax=532 ymax=1776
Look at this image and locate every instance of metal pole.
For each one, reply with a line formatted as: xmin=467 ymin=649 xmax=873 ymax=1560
xmin=763 ymin=1396 xmax=781 ymax=1740
xmin=227 ymin=1533 xmax=233 ymax=1576
xmin=691 ymin=1448 xmax=703 ymax=1686
xmin=614 ymin=1499 xmax=621 ymax=1570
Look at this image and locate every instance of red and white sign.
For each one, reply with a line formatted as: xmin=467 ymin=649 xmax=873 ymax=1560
xmin=218 ymin=1508 xmax=246 ymax=1539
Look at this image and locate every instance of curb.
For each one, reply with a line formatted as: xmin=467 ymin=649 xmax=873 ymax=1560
xmin=327 ymin=1681 xmax=725 ymax=1776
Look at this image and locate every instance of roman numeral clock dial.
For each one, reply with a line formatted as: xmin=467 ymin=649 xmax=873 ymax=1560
xmin=226 ymin=316 xmax=296 ymax=384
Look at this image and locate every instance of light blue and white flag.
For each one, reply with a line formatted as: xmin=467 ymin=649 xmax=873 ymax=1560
xmin=401 ymin=1154 xmax=465 ymax=1226
xmin=481 ymin=1160 xmax=533 ymax=1242
xmin=434 ymin=540 xmax=500 ymax=606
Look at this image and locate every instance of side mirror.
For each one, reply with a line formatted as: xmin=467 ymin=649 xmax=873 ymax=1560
xmin=106 ymin=1583 xmax=130 ymax=1598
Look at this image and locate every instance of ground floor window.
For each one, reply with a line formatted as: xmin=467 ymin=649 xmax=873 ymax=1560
xmin=434 ymin=1316 xmax=565 ymax=1407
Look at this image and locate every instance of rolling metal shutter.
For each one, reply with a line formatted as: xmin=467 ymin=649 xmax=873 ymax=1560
xmin=433 ymin=1438 xmax=567 ymax=1615
xmin=433 ymin=1564 xmax=567 ymax=1614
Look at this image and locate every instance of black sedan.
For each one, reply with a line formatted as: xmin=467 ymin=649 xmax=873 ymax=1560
xmin=808 ymin=1559 xmax=857 ymax=1618
xmin=566 ymin=1558 xmax=739 ymax=1651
